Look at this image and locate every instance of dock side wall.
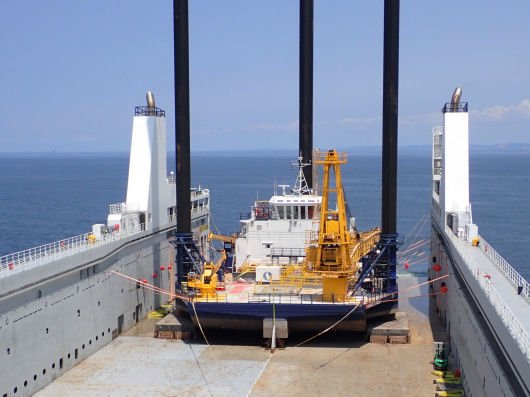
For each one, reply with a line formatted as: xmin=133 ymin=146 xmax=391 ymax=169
xmin=431 ymin=221 xmax=529 ymax=397
xmin=0 ymin=231 xmax=174 ymax=397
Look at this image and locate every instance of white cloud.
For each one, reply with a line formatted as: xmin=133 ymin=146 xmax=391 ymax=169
xmin=470 ymin=98 xmax=530 ymax=121
xmin=333 ymin=112 xmax=442 ymax=128
xmin=338 ymin=116 xmax=380 ymax=126
xmin=516 ymin=99 xmax=530 ymax=117
xmin=241 ymin=98 xmax=530 ymax=139
xmin=244 ymin=120 xmax=299 ymax=133
xmin=471 ymin=105 xmax=511 ymax=121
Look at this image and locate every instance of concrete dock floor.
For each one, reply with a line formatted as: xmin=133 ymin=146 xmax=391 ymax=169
xmin=37 ymin=273 xmax=446 ymax=397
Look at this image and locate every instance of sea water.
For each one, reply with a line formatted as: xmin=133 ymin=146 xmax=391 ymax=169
xmin=0 ymin=152 xmax=528 ymax=280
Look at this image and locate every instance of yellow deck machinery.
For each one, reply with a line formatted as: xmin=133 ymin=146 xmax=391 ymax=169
xmin=304 ymin=150 xmax=379 ymax=301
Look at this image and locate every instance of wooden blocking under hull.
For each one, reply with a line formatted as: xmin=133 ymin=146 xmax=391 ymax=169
xmin=370 ymin=334 xmax=388 ymax=344
xmin=389 ymin=335 xmax=409 ymax=344
xmin=263 ymin=318 xmax=288 ymax=339
xmin=154 ymin=330 xmax=191 ymax=340
xmin=154 ymin=310 xmax=194 ymax=340
xmin=368 ymin=312 xmax=410 ymax=344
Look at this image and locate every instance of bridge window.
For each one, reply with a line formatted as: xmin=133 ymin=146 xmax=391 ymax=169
xmin=277 ymin=206 xmax=284 ymax=219
xmin=301 ymin=206 xmax=306 ymax=219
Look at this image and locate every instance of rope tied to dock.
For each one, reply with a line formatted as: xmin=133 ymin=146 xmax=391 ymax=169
xmin=295 ymin=302 xmax=362 ymax=347
xmin=191 ymin=299 xmax=209 ymax=345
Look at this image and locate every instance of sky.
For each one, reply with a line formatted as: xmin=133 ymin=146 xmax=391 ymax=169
xmin=1 ymin=1 xmax=529 ymax=153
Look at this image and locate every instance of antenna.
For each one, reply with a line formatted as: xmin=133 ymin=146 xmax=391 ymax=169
xmin=278 ymin=184 xmax=290 ymax=196
xmin=291 ymin=154 xmax=312 ymax=195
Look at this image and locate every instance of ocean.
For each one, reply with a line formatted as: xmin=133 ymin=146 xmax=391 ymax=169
xmin=0 ymin=152 xmax=528 ymax=281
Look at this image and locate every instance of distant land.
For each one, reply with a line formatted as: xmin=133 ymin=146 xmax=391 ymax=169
xmin=1 ymin=143 xmax=529 ymax=157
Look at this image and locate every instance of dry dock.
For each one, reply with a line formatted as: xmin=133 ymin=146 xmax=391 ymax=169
xmin=37 ymin=274 xmax=446 ymax=397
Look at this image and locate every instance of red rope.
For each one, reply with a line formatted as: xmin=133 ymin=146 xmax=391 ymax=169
xmin=105 ymin=269 xmax=191 ymax=301
xmin=398 ymin=239 xmax=429 ymax=256
xmin=397 ymin=255 xmax=429 ymax=270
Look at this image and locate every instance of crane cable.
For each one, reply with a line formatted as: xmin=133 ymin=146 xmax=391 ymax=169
xmin=407 ymin=215 xmax=430 ymax=248
xmin=403 ymin=215 xmax=427 ymax=243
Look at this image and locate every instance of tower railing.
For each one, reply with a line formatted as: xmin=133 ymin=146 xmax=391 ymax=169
xmin=478 ymin=234 xmax=529 ymax=300
xmin=442 ymin=102 xmax=468 ymax=113
xmin=134 ymin=106 xmax=166 ymax=117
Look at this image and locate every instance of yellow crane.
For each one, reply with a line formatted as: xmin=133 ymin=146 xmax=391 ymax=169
xmin=304 ymin=150 xmax=377 ymax=301
xmin=207 ymin=232 xmax=236 ymax=246
xmin=187 ymin=250 xmax=227 ymax=299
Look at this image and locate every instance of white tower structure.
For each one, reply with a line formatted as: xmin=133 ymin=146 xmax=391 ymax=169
xmin=123 ymin=92 xmax=175 ymax=231
xmin=439 ymin=87 xmax=478 ymax=241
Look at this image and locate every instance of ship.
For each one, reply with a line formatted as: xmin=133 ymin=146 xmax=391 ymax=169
xmin=4 ymin=1 xmax=530 ymax=395
xmin=175 ymin=149 xmax=398 ymax=335
xmin=429 ymin=88 xmax=530 ymax=396
xmin=232 ymin=156 xmax=322 ymax=272
xmin=0 ymin=93 xmax=211 ymax=396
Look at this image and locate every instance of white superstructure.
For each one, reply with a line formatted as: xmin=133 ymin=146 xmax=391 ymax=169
xmin=234 ymin=158 xmax=322 ymax=270
xmin=430 ymin=88 xmax=530 ymax=397
xmin=0 ymin=93 xmax=210 ymax=397
xmin=436 ymin=95 xmax=477 ymax=242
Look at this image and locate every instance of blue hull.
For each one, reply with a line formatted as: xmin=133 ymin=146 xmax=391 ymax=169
xmin=177 ymin=297 xmax=397 ymax=333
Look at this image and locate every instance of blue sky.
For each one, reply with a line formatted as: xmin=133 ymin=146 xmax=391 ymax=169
xmin=1 ymin=1 xmax=529 ymax=152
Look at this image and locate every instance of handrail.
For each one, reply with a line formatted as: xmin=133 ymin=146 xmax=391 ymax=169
xmin=0 ymin=218 xmax=179 ymax=279
xmin=444 ymin=224 xmax=530 ymax=360
xmin=478 ymin=234 xmax=529 ymax=300
xmin=134 ymin=106 xmax=165 ymax=117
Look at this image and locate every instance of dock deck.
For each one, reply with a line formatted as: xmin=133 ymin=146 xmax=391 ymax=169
xmin=443 ymin=225 xmax=530 ymax=360
xmin=36 ymin=274 xmax=446 ymax=397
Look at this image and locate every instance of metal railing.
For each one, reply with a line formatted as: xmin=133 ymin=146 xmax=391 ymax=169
xmin=445 ymin=224 xmax=530 ymax=360
xmin=478 ymin=235 xmax=529 ymax=300
xmin=134 ymin=106 xmax=165 ymax=117
xmin=0 ymin=222 xmax=155 ymax=278
xmin=191 ymin=206 xmax=209 ymax=215
xmin=191 ymin=189 xmax=209 ymax=199
xmin=109 ymin=202 xmax=143 ymax=214
xmin=442 ymin=102 xmax=468 ymax=113
xmin=271 ymin=247 xmax=306 ymax=257
xmin=187 ymin=288 xmax=393 ymax=307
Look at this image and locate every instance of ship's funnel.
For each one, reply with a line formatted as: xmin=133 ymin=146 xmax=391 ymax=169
xmin=299 ymin=0 xmax=313 ymax=190
xmin=451 ymin=86 xmax=462 ymax=108
xmin=146 ymin=91 xmax=155 ymax=116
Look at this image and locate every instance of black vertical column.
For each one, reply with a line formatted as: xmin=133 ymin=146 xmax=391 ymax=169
xmin=381 ymin=0 xmax=399 ymax=235
xmin=174 ymin=0 xmax=191 ymax=234
xmin=299 ymin=0 xmax=313 ymax=189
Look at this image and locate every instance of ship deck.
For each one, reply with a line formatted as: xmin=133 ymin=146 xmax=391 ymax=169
xmin=465 ymin=242 xmax=530 ymax=328
xmin=191 ymin=280 xmax=376 ymax=305
xmin=36 ymin=274 xmax=446 ymax=397
xmin=440 ymin=222 xmax=530 ymax=360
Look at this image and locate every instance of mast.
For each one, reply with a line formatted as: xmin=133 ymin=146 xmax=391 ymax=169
xmin=299 ymin=0 xmax=313 ymax=190
xmin=381 ymin=0 xmax=399 ymax=236
xmin=174 ymin=0 xmax=191 ymax=235
xmin=379 ymin=0 xmax=400 ymax=294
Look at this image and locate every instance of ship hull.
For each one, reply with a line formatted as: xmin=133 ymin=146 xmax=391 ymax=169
xmin=430 ymin=219 xmax=530 ymax=397
xmin=177 ymin=296 xmax=397 ymax=333
xmin=0 ymin=227 xmax=175 ymax=397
